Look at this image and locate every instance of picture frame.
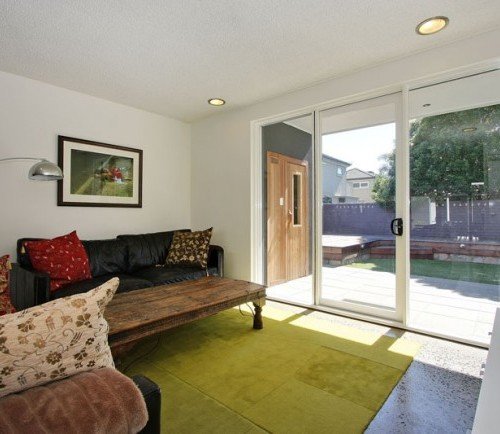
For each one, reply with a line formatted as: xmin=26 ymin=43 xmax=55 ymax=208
xmin=57 ymin=136 xmax=143 ymax=208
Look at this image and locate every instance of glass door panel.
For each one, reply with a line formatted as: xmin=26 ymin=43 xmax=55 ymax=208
xmin=263 ymin=114 xmax=314 ymax=305
xmin=408 ymin=69 xmax=500 ymax=344
xmin=319 ymin=94 xmax=402 ymax=319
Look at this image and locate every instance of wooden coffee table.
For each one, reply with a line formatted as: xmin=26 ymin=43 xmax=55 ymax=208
xmin=105 ymin=276 xmax=266 ymax=358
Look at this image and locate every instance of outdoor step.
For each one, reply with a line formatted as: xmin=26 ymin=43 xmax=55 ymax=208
xmin=370 ymin=246 xmax=434 ymax=260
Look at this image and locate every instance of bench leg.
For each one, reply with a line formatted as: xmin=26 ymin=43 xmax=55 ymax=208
xmin=253 ymin=303 xmax=263 ymax=329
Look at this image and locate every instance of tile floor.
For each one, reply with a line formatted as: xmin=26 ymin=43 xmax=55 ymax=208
xmin=266 ymin=300 xmax=487 ymax=434
xmin=267 ymin=265 xmax=499 ymax=344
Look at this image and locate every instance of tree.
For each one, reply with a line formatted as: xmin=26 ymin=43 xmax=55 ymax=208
xmin=371 ymin=151 xmax=395 ymax=208
xmin=371 ymin=105 xmax=500 ymax=207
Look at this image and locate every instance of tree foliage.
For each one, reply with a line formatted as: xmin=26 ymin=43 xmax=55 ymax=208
xmin=371 ymin=105 xmax=500 ymax=207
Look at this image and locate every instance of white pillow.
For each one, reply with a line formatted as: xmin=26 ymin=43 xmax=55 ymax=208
xmin=0 ymin=277 xmax=118 ymax=397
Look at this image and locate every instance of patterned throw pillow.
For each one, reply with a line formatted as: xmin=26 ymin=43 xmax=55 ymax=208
xmin=0 ymin=255 xmax=10 ymax=295
xmin=0 ymin=277 xmax=118 ymax=398
xmin=166 ymin=228 xmax=213 ymax=269
xmin=24 ymin=231 xmax=92 ymax=291
xmin=0 ymin=255 xmax=15 ymax=316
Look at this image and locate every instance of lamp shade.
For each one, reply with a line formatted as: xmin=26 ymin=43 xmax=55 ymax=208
xmin=28 ymin=160 xmax=64 ymax=181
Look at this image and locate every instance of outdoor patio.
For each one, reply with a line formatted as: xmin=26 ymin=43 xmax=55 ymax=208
xmin=267 ymin=265 xmax=499 ymax=345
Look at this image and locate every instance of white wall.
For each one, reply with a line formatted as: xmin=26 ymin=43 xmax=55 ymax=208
xmin=0 ymin=71 xmax=191 ymax=258
xmin=191 ymin=29 xmax=500 ymax=280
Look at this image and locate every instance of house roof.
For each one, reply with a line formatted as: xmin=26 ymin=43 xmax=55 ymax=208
xmin=346 ymin=168 xmax=376 ymax=180
xmin=322 ymin=154 xmax=351 ymax=167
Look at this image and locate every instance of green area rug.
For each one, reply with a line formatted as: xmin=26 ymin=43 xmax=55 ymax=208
xmin=120 ymin=306 xmax=419 ymax=433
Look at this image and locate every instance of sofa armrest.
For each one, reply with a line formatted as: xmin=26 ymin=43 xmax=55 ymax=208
xmin=208 ymin=245 xmax=224 ymax=277
xmin=9 ymin=263 xmax=50 ymax=310
xmin=133 ymin=375 xmax=161 ymax=434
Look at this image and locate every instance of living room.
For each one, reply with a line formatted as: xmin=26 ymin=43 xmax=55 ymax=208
xmin=1 ymin=1 xmax=500 ymax=433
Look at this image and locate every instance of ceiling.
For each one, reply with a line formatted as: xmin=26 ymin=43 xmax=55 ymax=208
xmin=1 ymin=1 xmax=499 ymax=122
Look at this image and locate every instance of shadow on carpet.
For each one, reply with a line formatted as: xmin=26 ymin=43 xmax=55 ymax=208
xmin=119 ymin=306 xmax=419 ymax=433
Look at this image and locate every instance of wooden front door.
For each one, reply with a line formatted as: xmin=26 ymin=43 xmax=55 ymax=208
xmin=267 ymin=152 xmax=309 ymax=286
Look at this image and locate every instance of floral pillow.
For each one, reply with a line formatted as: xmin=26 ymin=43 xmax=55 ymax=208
xmin=0 ymin=255 xmax=15 ymax=316
xmin=24 ymin=231 xmax=92 ymax=291
xmin=166 ymin=228 xmax=213 ymax=269
xmin=0 ymin=277 xmax=118 ymax=398
xmin=0 ymin=255 xmax=10 ymax=295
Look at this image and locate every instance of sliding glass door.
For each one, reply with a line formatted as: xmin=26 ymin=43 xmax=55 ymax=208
xmin=259 ymin=67 xmax=500 ymax=345
xmin=318 ymin=93 xmax=405 ymax=321
xmin=407 ymin=70 xmax=500 ymax=344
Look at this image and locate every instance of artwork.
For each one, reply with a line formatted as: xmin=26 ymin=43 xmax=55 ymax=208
xmin=57 ymin=136 xmax=143 ymax=207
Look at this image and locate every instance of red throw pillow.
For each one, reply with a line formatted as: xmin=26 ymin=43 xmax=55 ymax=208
xmin=25 ymin=231 xmax=91 ymax=292
xmin=0 ymin=255 xmax=15 ymax=315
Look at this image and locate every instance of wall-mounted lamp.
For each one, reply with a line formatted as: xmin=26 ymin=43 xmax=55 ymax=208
xmin=0 ymin=157 xmax=63 ymax=181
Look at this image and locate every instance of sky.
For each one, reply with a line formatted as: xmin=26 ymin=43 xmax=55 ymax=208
xmin=322 ymin=123 xmax=395 ymax=174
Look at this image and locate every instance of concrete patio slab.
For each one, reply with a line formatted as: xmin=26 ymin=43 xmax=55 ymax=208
xmin=266 ymin=265 xmax=500 ymax=344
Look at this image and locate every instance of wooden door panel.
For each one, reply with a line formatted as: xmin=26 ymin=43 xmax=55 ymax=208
xmin=267 ymin=154 xmax=286 ymax=286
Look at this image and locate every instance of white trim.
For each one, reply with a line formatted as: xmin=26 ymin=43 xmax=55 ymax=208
xmin=400 ymin=84 xmax=410 ymax=325
xmin=405 ymin=58 xmax=500 ymax=91
xmin=313 ymin=110 xmax=322 ymax=306
xmin=250 ymin=120 xmax=263 ymax=284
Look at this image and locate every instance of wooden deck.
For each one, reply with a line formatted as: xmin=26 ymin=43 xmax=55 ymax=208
xmin=322 ymin=235 xmax=500 ymax=264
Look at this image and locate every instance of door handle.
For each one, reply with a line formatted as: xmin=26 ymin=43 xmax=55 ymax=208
xmin=390 ymin=218 xmax=403 ymax=236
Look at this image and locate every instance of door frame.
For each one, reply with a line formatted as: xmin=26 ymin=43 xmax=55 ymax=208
xmin=251 ymin=109 xmax=318 ymax=287
xmin=250 ymin=59 xmax=500 ymax=348
xmin=316 ymin=92 xmax=408 ymax=322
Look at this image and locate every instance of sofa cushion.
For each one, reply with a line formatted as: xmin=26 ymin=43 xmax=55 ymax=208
xmin=0 ymin=278 xmax=118 ymax=398
xmin=50 ymin=274 xmax=153 ymax=300
xmin=0 ymin=368 xmax=148 ymax=434
xmin=82 ymin=239 xmax=128 ymax=277
xmin=24 ymin=231 xmax=91 ymax=292
xmin=166 ymin=228 xmax=213 ymax=269
xmin=132 ymin=265 xmax=217 ymax=286
xmin=118 ymin=229 xmax=190 ymax=272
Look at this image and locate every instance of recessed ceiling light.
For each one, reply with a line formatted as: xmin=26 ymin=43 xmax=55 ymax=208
xmin=208 ymin=98 xmax=225 ymax=106
xmin=462 ymin=127 xmax=477 ymax=133
xmin=416 ymin=16 xmax=449 ymax=35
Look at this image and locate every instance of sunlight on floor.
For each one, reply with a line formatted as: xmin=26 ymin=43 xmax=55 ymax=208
xmin=267 ymin=266 xmax=500 ymax=344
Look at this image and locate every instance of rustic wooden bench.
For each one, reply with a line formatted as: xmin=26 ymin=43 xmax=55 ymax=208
xmin=105 ymin=276 xmax=266 ymax=358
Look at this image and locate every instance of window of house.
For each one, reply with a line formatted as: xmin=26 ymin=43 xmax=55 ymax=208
xmin=338 ymin=197 xmax=346 ymax=203
xmin=336 ymin=167 xmax=343 ymax=176
xmin=353 ymin=181 xmax=369 ymax=188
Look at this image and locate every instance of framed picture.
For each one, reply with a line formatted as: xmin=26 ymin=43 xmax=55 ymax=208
xmin=57 ymin=136 xmax=143 ymax=208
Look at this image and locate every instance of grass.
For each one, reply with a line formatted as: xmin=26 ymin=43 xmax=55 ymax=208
xmin=348 ymin=258 xmax=500 ymax=286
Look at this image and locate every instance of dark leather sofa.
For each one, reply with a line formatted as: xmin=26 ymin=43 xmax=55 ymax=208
xmin=10 ymin=229 xmax=224 ymax=310
xmin=134 ymin=375 xmax=162 ymax=434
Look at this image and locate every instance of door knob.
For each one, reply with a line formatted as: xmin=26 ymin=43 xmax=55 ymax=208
xmin=390 ymin=218 xmax=403 ymax=236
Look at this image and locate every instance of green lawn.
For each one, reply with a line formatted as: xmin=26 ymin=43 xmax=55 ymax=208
xmin=348 ymin=258 xmax=500 ymax=286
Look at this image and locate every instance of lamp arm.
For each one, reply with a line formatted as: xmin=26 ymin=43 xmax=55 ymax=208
xmin=0 ymin=157 xmax=48 ymax=163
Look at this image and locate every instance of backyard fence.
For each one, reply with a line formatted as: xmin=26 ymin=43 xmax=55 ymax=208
xmin=323 ymin=200 xmax=500 ymax=241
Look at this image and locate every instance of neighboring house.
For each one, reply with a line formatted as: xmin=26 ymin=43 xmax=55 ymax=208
xmin=322 ymin=155 xmax=358 ymax=204
xmin=346 ymin=168 xmax=376 ymax=203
